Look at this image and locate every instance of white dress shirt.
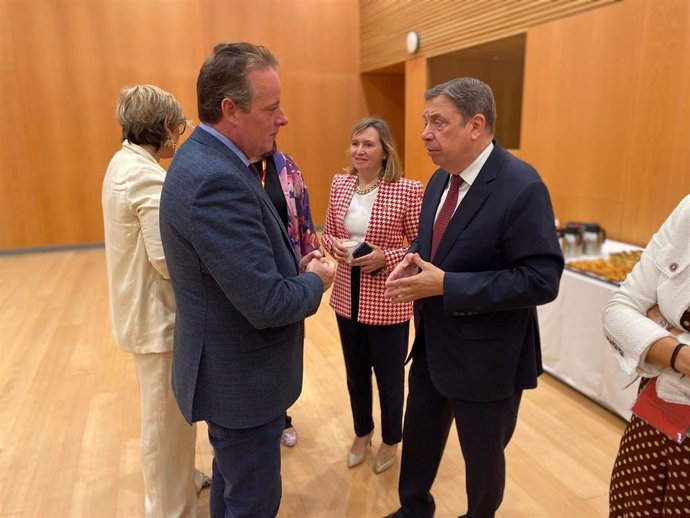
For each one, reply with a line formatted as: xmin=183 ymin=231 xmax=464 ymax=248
xmin=434 ymin=141 xmax=494 ymax=222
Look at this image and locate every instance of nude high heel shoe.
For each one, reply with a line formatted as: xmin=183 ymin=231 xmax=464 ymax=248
xmin=373 ymin=442 xmax=398 ymax=474
xmin=347 ymin=432 xmax=372 ymax=468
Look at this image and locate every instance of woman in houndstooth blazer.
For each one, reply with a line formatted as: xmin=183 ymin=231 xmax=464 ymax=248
xmin=321 ymin=118 xmax=423 ymax=474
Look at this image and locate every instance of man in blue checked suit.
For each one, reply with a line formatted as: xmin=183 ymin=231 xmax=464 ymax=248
xmin=160 ymin=42 xmax=334 ymax=518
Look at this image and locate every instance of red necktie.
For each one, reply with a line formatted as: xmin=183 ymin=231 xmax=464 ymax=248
xmin=431 ymin=174 xmax=464 ymax=260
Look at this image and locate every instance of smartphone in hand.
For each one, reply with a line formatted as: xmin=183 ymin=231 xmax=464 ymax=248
xmin=352 ymin=242 xmax=383 ymax=276
xmin=352 ymin=242 xmax=373 ymax=258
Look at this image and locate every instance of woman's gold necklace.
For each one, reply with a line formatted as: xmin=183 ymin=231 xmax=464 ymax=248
xmin=354 ymin=176 xmax=381 ymax=195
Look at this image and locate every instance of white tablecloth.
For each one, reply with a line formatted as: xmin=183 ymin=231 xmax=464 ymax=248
xmin=537 ymin=240 xmax=642 ymax=420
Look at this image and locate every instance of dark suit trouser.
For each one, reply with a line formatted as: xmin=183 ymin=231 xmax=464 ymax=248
xmin=397 ymin=353 xmax=522 ymax=518
xmin=336 ymin=314 xmax=409 ymax=444
xmin=207 ymin=414 xmax=283 ymax=518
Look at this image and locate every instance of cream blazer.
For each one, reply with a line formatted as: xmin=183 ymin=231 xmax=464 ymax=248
xmin=603 ymin=195 xmax=690 ymax=405
xmin=102 ymin=141 xmax=175 ymax=354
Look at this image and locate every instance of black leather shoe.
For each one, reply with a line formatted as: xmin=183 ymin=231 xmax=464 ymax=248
xmin=382 ymin=512 xmax=400 ymax=518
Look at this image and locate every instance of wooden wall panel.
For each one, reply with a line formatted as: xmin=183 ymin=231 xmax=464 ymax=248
xmin=283 ymin=71 xmax=366 ymax=225
xmin=361 ymin=72 xmax=405 ymax=166
xmin=620 ymin=0 xmax=690 ymax=245
xmin=428 ymin=47 xmax=524 ymax=149
xmin=0 ymin=0 xmax=361 ymax=249
xmin=404 ymin=58 xmax=436 ymax=184
xmin=0 ymin=1 xmax=43 ymax=245
xmin=360 ymin=0 xmax=618 ymax=73
xmin=520 ymin=0 xmax=690 ymax=246
xmin=10 ymin=0 xmax=689 ymax=249
xmin=520 ymin=0 xmax=643 ymax=239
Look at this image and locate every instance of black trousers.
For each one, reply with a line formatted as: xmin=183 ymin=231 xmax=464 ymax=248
xmin=335 ymin=266 xmax=409 ymax=445
xmin=397 ymin=351 xmax=522 ymax=518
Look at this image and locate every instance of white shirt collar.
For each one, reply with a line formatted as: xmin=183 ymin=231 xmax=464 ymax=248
xmin=456 ymin=141 xmax=494 ymax=186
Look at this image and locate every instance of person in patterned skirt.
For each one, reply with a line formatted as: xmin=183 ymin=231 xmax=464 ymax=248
xmin=603 ymin=195 xmax=690 ymax=517
xmin=322 ymin=118 xmax=423 ymax=475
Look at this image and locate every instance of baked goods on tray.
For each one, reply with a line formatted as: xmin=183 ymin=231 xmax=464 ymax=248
xmin=566 ymin=251 xmax=642 ymax=284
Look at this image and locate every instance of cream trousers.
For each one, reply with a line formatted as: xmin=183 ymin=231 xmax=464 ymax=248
xmin=133 ymin=352 xmax=197 ymax=518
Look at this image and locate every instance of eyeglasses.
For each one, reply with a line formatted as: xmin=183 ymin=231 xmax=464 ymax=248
xmin=178 ymin=120 xmax=188 ymax=136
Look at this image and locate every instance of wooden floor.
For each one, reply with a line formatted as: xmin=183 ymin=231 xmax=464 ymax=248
xmin=0 ymin=249 xmax=626 ymax=518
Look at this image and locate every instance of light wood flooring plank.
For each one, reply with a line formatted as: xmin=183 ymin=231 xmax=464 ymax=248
xmin=0 ymin=249 xmax=626 ymax=517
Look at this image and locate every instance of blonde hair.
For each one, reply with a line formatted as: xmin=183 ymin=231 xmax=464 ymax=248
xmin=116 ymin=84 xmax=185 ymax=149
xmin=345 ymin=118 xmax=404 ymax=183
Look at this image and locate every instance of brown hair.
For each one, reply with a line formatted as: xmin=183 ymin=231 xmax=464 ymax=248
xmin=197 ymin=42 xmax=278 ymax=123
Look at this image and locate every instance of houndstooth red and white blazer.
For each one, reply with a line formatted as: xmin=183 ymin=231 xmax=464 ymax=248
xmin=321 ymin=174 xmax=423 ymax=325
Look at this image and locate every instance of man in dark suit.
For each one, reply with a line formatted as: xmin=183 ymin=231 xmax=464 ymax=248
xmin=383 ymin=78 xmax=564 ymax=518
xmin=159 ymin=42 xmax=335 ymax=518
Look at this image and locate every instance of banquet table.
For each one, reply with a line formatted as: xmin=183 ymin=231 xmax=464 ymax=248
xmin=537 ymin=240 xmax=643 ymax=420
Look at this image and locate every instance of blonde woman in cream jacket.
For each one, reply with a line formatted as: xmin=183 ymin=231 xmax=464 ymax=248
xmin=603 ymin=194 xmax=690 ymax=518
xmin=103 ymin=85 xmax=207 ymax=518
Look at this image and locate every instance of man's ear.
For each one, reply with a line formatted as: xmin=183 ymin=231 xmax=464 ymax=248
xmin=221 ymin=98 xmax=239 ymax=124
xmin=470 ymin=114 xmax=486 ymax=139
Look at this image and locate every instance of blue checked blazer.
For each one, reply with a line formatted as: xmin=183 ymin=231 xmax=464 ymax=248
xmin=160 ymin=127 xmax=324 ymax=428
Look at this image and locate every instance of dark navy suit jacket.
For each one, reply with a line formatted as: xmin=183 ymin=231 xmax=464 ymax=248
xmin=160 ymin=128 xmax=324 ymax=428
xmin=411 ymin=142 xmax=564 ymax=402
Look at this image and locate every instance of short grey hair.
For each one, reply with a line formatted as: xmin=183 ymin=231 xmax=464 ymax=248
xmin=425 ymin=77 xmax=496 ymax=134
xmin=116 ymin=84 xmax=184 ymax=148
xmin=197 ymin=42 xmax=278 ymax=123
